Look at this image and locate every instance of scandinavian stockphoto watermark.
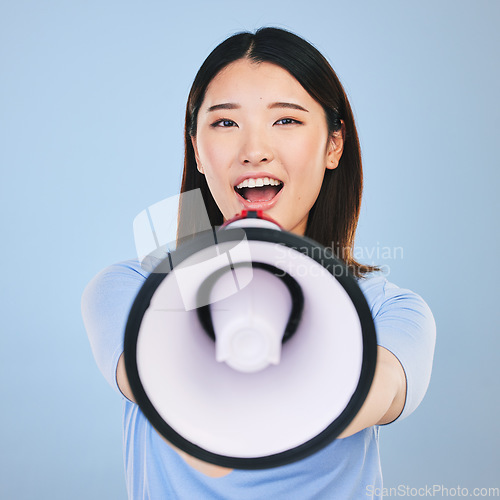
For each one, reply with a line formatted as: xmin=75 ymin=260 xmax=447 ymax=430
xmin=132 ymin=191 xmax=404 ymax=311
xmin=365 ymin=484 xmax=499 ymax=497
xmin=353 ymin=242 xmax=404 ymax=276
xmin=133 ymin=190 xmax=404 ymax=278
xmin=272 ymin=241 xmax=404 ymax=279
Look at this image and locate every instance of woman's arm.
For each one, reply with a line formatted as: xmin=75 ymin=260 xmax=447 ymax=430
xmin=338 ymin=346 xmax=407 ymax=438
xmin=116 ymin=353 xmax=136 ymax=402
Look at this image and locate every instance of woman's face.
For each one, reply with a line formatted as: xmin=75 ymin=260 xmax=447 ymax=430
xmin=192 ymin=58 xmax=343 ymax=235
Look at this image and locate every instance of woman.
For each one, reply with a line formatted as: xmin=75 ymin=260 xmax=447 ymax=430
xmin=82 ymin=27 xmax=435 ymax=499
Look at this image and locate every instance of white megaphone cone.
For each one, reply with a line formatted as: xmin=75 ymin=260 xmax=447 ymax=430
xmin=124 ymin=210 xmax=377 ymax=470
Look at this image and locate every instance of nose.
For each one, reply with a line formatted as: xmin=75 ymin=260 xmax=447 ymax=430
xmin=238 ymin=130 xmax=274 ymax=166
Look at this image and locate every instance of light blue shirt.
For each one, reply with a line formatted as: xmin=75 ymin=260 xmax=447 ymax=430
xmin=82 ymin=259 xmax=435 ymax=499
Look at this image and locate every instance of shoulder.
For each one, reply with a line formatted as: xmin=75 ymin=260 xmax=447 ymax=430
xmin=84 ymin=259 xmax=150 ymax=288
xmin=82 ymin=259 xmax=149 ymax=309
xmin=81 ymin=258 xmax=151 ymax=344
xmin=358 ymin=274 xmax=435 ymax=328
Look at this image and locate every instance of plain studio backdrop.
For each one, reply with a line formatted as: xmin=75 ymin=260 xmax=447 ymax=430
xmin=1 ymin=1 xmax=498 ymax=498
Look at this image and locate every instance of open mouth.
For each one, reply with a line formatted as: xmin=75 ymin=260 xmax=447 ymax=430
xmin=234 ymin=177 xmax=284 ymax=203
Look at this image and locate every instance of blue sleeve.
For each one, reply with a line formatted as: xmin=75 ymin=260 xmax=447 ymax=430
xmin=81 ymin=260 xmax=148 ymax=395
xmin=360 ymin=276 xmax=436 ymax=421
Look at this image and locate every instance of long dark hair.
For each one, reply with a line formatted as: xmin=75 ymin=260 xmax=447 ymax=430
xmin=179 ymin=27 xmax=376 ymax=277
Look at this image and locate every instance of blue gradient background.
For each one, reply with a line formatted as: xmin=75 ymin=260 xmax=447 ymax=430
xmin=1 ymin=1 xmax=498 ymax=498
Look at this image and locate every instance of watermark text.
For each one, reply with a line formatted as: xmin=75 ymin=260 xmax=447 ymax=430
xmin=366 ymin=484 xmax=499 ymax=497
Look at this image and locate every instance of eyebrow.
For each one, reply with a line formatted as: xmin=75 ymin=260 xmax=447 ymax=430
xmin=269 ymin=102 xmax=309 ymax=112
xmin=207 ymin=103 xmax=240 ymax=112
xmin=206 ymin=102 xmax=309 ymax=113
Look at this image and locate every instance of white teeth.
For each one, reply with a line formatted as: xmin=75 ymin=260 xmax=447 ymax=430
xmin=236 ymin=177 xmax=282 ymax=189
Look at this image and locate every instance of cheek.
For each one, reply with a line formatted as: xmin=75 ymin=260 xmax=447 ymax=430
xmin=196 ymin=137 xmax=237 ymax=215
xmin=284 ymin=122 xmax=327 ymax=158
xmin=283 ymin=134 xmax=328 ymax=179
xmin=197 ymin=134 xmax=234 ymax=173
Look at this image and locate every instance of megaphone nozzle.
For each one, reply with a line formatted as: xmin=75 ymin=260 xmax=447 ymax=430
xmin=214 ymin=324 xmax=283 ymax=373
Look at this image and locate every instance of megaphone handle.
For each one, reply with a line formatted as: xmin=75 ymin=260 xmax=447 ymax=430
xmin=196 ymin=262 xmax=304 ymax=344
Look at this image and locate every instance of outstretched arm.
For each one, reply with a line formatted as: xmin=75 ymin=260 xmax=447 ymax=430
xmin=338 ymin=346 xmax=406 ymax=438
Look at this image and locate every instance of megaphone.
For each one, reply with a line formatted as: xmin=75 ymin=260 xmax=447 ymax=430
xmin=124 ymin=210 xmax=377 ymax=470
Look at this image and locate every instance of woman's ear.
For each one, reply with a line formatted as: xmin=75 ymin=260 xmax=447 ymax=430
xmin=326 ymin=120 xmax=345 ymax=170
xmin=191 ymin=136 xmax=204 ymax=174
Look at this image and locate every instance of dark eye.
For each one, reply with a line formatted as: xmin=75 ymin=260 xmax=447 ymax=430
xmin=212 ymin=119 xmax=237 ymax=128
xmin=275 ymin=118 xmax=300 ymax=125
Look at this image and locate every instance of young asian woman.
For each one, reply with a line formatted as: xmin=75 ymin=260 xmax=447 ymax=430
xmin=82 ymin=27 xmax=435 ymax=499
